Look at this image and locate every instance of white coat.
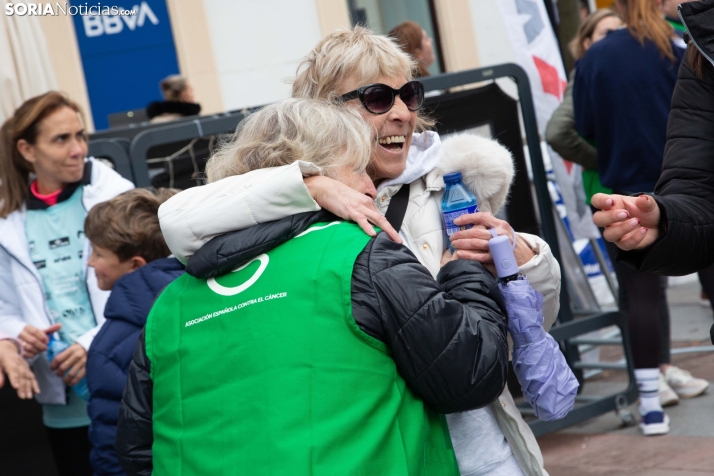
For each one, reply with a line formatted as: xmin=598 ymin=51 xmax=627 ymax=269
xmin=0 ymin=158 xmax=134 ymax=404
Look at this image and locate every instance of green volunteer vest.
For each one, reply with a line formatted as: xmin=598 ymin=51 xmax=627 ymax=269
xmin=147 ymin=221 xmax=459 ymax=476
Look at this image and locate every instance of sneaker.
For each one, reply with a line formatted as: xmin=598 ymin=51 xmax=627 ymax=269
xmin=640 ymin=411 xmax=670 ymax=436
xmin=664 ymin=366 xmax=710 ymax=399
xmin=659 ymin=374 xmax=679 ymax=407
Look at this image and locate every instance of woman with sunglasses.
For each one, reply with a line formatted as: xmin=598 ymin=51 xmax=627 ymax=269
xmin=159 ymin=26 xmax=564 ymax=476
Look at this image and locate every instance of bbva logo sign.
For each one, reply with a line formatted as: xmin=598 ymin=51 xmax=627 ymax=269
xmin=82 ymin=1 xmax=158 ymax=38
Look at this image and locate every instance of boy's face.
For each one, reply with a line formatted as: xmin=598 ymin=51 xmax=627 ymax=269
xmin=88 ymin=244 xmax=145 ymax=291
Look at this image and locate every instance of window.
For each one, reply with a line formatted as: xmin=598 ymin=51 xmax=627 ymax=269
xmin=347 ymin=0 xmax=445 ymax=75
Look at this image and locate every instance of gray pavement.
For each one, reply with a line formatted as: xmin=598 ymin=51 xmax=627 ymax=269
xmin=538 ymin=277 xmax=714 ymax=475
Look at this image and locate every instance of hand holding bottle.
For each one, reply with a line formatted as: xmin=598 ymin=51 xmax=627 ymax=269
xmin=47 ymin=336 xmax=89 ymax=399
xmin=18 ymin=323 xmax=62 ymax=357
xmin=450 ymin=212 xmax=535 ymax=268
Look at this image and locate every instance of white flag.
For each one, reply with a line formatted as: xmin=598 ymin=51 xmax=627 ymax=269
xmin=496 ymin=0 xmax=567 ymax=134
xmin=497 ymin=0 xmax=613 ymax=306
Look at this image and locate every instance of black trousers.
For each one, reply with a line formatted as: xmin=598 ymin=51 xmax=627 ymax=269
xmin=592 ymin=197 xmax=671 ymax=370
xmin=602 ymin=235 xmax=669 ymax=369
xmin=45 ymin=426 xmax=92 ymax=476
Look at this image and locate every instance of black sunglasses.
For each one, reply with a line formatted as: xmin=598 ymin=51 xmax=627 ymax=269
xmin=338 ymin=80 xmax=425 ymax=115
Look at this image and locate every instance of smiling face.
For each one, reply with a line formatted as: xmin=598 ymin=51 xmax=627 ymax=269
xmin=16 ymin=106 xmax=87 ymax=195
xmin=339 ymin=74 xmax=417 ymax=183
xmin=87 ymin=244 xmax=145 ymax=291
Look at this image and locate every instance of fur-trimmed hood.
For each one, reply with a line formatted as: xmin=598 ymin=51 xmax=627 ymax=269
xmin=381 ymin=131 xmax=515 ymax=214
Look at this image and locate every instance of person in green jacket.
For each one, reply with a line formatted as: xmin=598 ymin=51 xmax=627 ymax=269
xmin=116 ymin=99 xmax=510 ymax=476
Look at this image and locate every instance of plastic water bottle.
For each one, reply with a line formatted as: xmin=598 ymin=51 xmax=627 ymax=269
xmin=47 ymin=335 xmax=90 ymax=401
xmin=441 ymin=172 xmax=479 ymax=239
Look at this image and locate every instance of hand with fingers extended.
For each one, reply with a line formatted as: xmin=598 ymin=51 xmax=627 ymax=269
xmin=0 ymin=339 xmax=39 ymax=399
xmin=591 ymin=193 xmax=661 ymax=251
xmin=304 ymin=175 xmax=402 ymax=243
xmin=18 ymin=323 xmax=62 ymax=358
xmin=50 ymin=343 xmax=87 ymax=386
xmin=449 ymin=212 xmax=535 ymax=271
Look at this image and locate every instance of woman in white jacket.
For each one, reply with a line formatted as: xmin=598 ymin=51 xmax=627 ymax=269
xmin=160 ymin=27 xmax=562 ymax=476
xmin=0 ymin=92 xmax=133 ymax=476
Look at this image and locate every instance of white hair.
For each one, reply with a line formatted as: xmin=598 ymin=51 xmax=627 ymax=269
xmin=205 ymin=98 xmax=372 ymax=183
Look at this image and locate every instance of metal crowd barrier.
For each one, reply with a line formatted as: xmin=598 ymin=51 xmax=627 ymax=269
xmin=128 ymin=113 xmax=250 ymax=187
xmin=87 ymin=138 xmax=134 ymax=183
xmin=89 ymin=110 xmax=253 ymax=188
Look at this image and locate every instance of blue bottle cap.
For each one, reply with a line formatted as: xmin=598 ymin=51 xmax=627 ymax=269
xmin=443 ymin=172 xmax=463 ymax=183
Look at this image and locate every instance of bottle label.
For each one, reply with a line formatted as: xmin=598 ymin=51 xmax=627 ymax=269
xmin=443 ymin=205 xmax=478 ymax=237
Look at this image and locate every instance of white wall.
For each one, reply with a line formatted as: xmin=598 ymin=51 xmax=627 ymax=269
xmin=468 ymin=0 xmax=515 ymax=67
xmin=203 ymin=0 xmax=323 ymax=111
xmin=468 ymin=0 xmax=518 ymax=97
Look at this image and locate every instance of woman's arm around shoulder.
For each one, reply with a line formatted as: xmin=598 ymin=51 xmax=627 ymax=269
xmin=159 ymin=162 xmax=399 ymax=264
xmin=159 ymin=162 xmax=321 ymax=264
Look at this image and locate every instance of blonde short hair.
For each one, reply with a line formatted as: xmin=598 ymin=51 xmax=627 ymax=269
xmin=205 ymin=99 xmax=372 ymax=183
xmin=292 ymin=26 xmax=433 ymax=131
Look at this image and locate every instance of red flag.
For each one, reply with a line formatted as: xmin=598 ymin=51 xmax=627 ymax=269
xmin=532 ymin=56 xmax=565 ymax=100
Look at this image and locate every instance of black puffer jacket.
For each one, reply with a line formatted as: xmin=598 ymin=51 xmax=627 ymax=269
xmin=618 ymin=0 xmax=714 ymax=275
xmin=116 ymin=211 xmax=509 ymax=476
